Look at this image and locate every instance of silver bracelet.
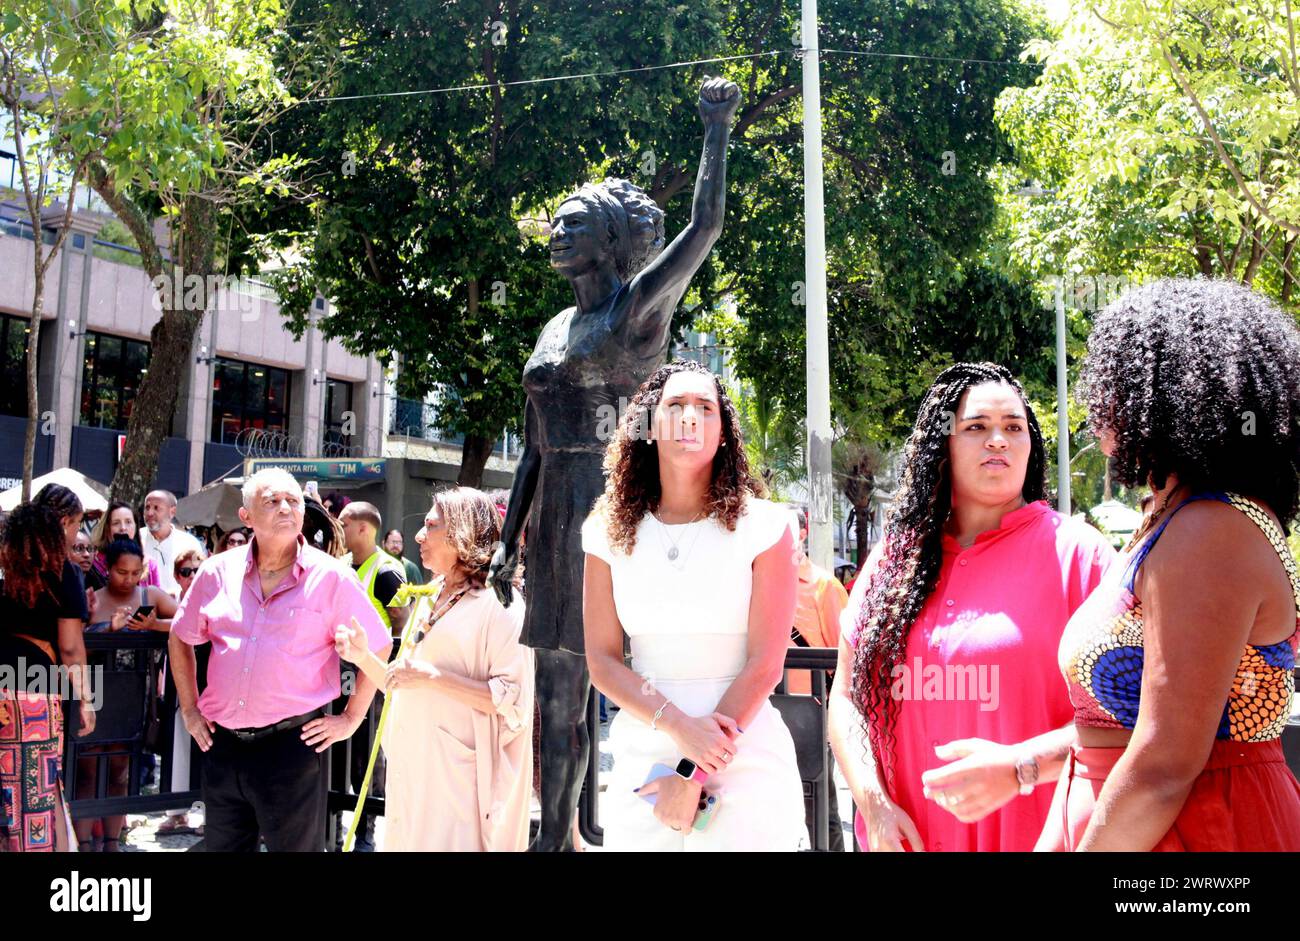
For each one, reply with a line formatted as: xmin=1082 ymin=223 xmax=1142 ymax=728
xmin=650 ymin=700 xmax=669 ymax=731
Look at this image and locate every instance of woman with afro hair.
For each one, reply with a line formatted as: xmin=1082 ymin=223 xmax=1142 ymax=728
xmin=582 ymin=359 xmax=806 ymax=850
xmin=829 ymin=363 xmax=1116 ymax=852
xmin=1040 ymin=278 xmax=1300 ymax=851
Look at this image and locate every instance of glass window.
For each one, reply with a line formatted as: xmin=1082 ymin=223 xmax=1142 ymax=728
xmin=323 ymin=378 xmax=353 ymax=449
xmin=79 ymin=331 xmax=149 ymax=430
xmin=0 ymin=315 xmax=30 ymax=418
xmin=208 ymin=357 xmax=294 ymax=443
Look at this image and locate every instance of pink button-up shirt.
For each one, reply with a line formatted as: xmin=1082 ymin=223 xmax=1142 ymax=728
xmin=172 ymin=534 xmax=391 ymax=729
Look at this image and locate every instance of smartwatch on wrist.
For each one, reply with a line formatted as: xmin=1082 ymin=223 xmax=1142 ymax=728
xmin=675 ymin=757 xmax=709 ymax=786
xmin=1014 ymin=754 xmax=1040 ymax=795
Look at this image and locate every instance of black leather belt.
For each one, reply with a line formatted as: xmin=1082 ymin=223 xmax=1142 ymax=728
xmin=218 ymin=707 xmax=323 ymax=743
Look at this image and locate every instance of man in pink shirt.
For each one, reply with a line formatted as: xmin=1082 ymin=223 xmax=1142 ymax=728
xmin=169 ymin=468 xmax=392 ymax=852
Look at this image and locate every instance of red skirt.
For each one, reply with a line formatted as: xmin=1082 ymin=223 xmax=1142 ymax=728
xmin=1038 ymin=738 xmax=1300 ymax=851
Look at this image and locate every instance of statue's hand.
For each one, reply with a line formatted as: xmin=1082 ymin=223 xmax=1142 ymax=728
xmin=488 ymin=542 xmax=519 ymax=607
xmin=698 ymin=75 xmax=741 ymax=126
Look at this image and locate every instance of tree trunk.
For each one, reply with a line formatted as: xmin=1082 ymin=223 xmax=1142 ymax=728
xmin=1241 ymin=227 xmax=1267 ymax=286
xmin=451 ymin=276 xmax=496 ymax=489
xmin=109 ymin=195 xmax=216 ymax=507
xmin=1193 ymin=243 xmax=1215 ymax=277
xmin=852 ymin=497 xmax=872 ymax=567
xmin=456 ymin=432 xmax=495 ymax=488
xmin=22 ymin=270 xmax=43 ymax=503
xmin=1283 ymin=235 xmax=1297 ymax=306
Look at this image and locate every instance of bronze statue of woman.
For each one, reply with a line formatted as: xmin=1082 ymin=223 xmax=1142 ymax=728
xmin=489 ymin=76 xmax=740 ymax=851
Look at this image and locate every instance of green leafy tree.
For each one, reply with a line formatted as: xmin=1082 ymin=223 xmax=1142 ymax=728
xmin=995 ymin=0 xmax=1299 ymax=306
xmin=697 ymin=0 xmax=1048 ymax=542
xmin=34 ymin=0 xmax=320 ymax=505
xmin=0 ymin=1 xmax=90 ymax=499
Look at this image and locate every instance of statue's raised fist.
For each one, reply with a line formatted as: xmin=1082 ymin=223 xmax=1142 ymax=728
xmin=698 ymin=76 xmax=741 ymax=126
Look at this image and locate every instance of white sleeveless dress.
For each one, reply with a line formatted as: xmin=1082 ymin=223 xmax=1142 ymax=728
xmin=582 ymin=496 xmax=807 ymax=851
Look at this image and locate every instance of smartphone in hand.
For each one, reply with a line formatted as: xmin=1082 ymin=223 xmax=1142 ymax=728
xmin=639 ymin=762 xmax=721 ymax=830
xmin=127 ymin=604 xmax=155 ymax=628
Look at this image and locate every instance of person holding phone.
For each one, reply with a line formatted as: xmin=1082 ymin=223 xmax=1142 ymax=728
xmin=90 ymin=502 xmax=161 ymax=591
xmin=75 ymin=538 xmax=176 ymax=849
xmin=86 ymin=539 xmax=177 ymax=633
xmin=582 ymin=360 xmax=806 ymax=850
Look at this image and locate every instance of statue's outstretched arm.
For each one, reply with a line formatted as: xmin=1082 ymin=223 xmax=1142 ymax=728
xmin=622 ymin=77 xmax=740 ymax=344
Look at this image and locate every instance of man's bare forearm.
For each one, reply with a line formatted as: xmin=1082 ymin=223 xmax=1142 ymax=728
xmin=168 ymin=633 xmax=200 ymax=713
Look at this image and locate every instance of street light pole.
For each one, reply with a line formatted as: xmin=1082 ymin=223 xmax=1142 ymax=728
xmin=802 ymin=0 xmax=834 ymax=570
xmin=1055 ymin=278 xmax=1071 ymax=513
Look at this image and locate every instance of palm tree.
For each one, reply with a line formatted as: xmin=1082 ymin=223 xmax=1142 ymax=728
xmin=730 ymin=378 xmax=804 ymax=500
xmin=833 ymin=410 xmax=895 ymax=566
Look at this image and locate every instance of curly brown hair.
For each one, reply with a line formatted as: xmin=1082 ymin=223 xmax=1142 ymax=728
xmin=433 ymin=487 xmax=503 ymax=589
xmin=1079 ymin=277 xmax=1300 ymax=528
xmin=1 ymin=491 xmax=82 ymax=607
xmin=593 ymin=359 xmax=766 ymax=555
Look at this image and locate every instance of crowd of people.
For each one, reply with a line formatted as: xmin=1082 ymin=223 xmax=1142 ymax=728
xmin=2 ymin=276 xmax=1299 ymax=853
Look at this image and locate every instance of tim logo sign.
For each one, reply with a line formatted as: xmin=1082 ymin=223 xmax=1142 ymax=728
xmin=49 ymin=872 xmax=151 ymax=921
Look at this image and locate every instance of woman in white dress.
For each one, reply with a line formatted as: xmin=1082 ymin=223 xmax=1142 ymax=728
xmin=583 ymin=359 xmax=806 ymax=850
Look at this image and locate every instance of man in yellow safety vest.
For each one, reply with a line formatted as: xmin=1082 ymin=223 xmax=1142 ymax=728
xmin=341 ymin=503 xmax=410 ymax=641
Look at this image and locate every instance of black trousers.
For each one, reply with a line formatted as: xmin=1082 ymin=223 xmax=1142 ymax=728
xmin=202 ymin=720 xmax=328 ymax=852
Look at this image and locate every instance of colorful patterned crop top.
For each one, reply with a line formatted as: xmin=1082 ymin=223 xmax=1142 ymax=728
xmin=1060 ymin=492 xmax=1299 ymax=742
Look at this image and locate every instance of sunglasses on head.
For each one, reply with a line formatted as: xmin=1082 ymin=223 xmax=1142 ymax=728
xmin=178 ymin=567 xmax=198 ymax=577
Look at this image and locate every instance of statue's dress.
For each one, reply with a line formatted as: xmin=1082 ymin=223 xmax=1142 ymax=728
xmin=519 ymin=288 xmax=666 ymax=653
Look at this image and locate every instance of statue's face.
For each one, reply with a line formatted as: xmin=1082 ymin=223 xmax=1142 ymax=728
xmin=550 ymin=198 xmax=611 ymax=276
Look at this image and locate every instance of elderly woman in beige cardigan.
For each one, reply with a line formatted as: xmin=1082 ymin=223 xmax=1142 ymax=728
xmin=337 ymin=487 xmax=534 ymax=851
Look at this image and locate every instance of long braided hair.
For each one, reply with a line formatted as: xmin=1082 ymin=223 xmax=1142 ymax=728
xmin=850 ymin=363 xmax=1048 ymax=784
xmin=594 ymin=359 xmax=765 ymax=554
xmin=1 ymin=484 xmax=84 ymax=607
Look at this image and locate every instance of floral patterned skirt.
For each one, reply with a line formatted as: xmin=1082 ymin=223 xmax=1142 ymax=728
xmin=0 ymin=690 xmax=69 ymax=852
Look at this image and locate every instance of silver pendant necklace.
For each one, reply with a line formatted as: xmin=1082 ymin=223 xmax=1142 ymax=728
xmin=653 ymin=509 xmax=705 ymax=563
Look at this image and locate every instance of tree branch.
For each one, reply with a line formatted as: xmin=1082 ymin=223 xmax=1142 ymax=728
xmin=87 ymin=161 xmax=166 ymax=280
xmin=734 ymin=84 xmax=799 ymax=138
xmin=1158 ymin=40 xmax=1300 ymax=236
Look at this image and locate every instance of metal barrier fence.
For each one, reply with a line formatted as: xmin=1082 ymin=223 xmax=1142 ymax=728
xmin=63 ymin=638 xmax=841 ymax=850
xmin=65 ymin=633 xmax=200 ymax=819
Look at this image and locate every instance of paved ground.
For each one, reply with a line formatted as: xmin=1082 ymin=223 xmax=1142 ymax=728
xmin=94 ymin=710 xmax=856 ymax=852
